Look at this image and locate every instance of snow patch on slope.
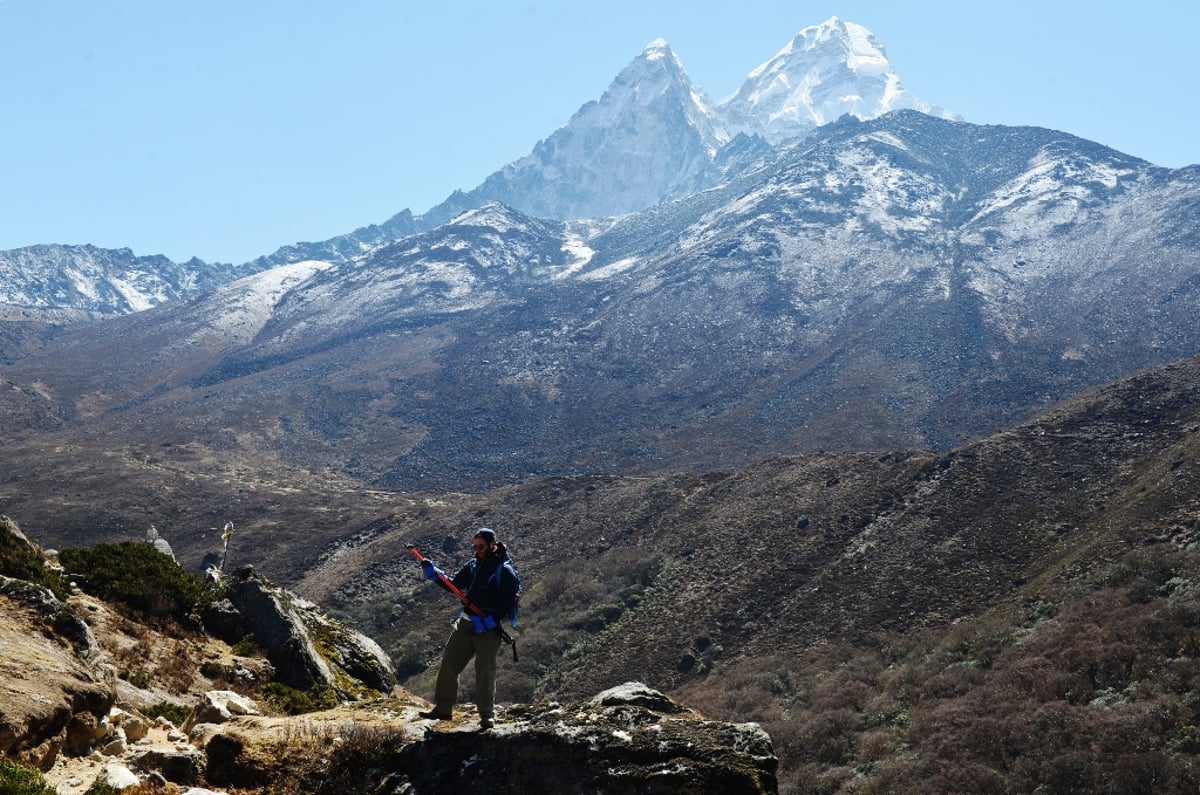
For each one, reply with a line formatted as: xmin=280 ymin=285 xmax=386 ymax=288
xmin=555 ymin=234 xmax=597 ymax=279
xmin=972 ymin=148 xmax=1134 ymax=227
xmin=207 ymin=260 xmax=333 ymax=343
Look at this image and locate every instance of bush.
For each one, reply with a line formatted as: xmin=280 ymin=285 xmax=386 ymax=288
xmin=0 ymin=517 xmax=67 ymax=598
xmin=0 ymin=757 xmax=56 ymax=795
xmin=57 ymin=541 xmax=209 ymax=624
xmin=315 ymin=723 xmax=409 ymax=794
xmin=263 ymin=682 xmax=338 ymax=715
xmin=140 ymin=700 xmax=192 ymax=727
xmin=230 ymin=635 xmax=260 ymax=657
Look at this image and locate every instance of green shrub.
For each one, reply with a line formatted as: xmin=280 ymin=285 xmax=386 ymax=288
xmin=0 ymin=517 xmax=67 ymax=598
xmin=199 ymin=660 xmax=226 ymax=680
xmin=57 ymin=541 xmax=209 ymax=624
xmin=0 ymin=757 xmax=57 ymax=795
xmin=140 ymin=700 xmax=192 ymax=727
xmin=263 ymin=682 xmax=338 ymax=715
xmin=230 ymin=634 xmax=260 ymax=657
xmin=119 ymin=668 xmax=150 ymax=689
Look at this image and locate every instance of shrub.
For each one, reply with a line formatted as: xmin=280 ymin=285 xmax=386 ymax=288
xmin=119 ymin=668 xmax=150 ymax=689
xmin=263 ymin=682 xmax=338 ymax=715
xmin=0 ymin=757 xmax=57 ymax=795
xmin=0 ymin=517 xmax=67 ymax=598
xmin=199 ymin=660 xmax=227 ymax=680
xmin=230 ymin=635 xmax=260 ymax=657
xmin=57 ymin=541 xmax=209 ymax=624
xmin=140 ymin=700 xmax=192 ymax=727
xmin=315 ymin=723 xmax=409 ymax=794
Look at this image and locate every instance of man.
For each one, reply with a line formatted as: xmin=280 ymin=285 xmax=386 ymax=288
xmin=418 ymin=527 xmax=520 ymax=729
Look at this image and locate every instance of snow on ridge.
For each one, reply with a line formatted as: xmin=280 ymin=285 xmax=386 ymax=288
xmin=860 ymin=131 xmax=912 ymax=153
xmin=109 ymin=275 xmax=161 ymax=313
xmin=840 ymin=21 xmax=890 ymax=75
xmin=554 ymin=234 xmax=597 ymax=279
xmin=975 ymin=147 xmax=1131 ymax=222
xmin=643 ymin=38 xmax=671 ymax=59
xmin=207 ymin=259 xmax=333 ymax=341
xmin=228 ymin=259 xmax=332 ymax=297
xmin=579 ymin=256 xmax=640 ymax=281
xmin=64 ymin=266 xmax=101 ymax=302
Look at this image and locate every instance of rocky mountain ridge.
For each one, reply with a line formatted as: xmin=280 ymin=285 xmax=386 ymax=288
xmin=0 ymin=245 xmax=250 ymax=317
xmin=2 ymin=112 xmax=1196 ymax=507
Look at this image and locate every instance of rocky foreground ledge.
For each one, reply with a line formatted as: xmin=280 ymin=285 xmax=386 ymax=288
xmin=0 ymin=518 xmax=778 ymax=794
xmin=197 ymin=682 xmax=777 ymax=794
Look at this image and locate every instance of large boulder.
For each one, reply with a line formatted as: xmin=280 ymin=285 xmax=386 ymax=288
xmin=182 ymin=690 xmax=262 ymax=733
xmin=204 ymin=566 xmax=396 ymax=698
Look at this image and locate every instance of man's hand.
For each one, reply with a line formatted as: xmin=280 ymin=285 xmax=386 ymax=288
xmin=421 ymin=560 xmax=440 ymax=581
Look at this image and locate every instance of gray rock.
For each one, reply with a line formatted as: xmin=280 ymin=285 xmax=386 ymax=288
xmin=129 ymin=747 xmax=206 ymax=785
xmin=214 ymin=566 xmax=396 ymax=698
xmin=181 ymin=691 xmax=261 ymax=733
xmin=588 ymin=681 xmax=688 ymax=713
xmin=198 ymin=598 xmax=242 ymax=642
xmin=0 ymin=575 xmax=97 ymax=659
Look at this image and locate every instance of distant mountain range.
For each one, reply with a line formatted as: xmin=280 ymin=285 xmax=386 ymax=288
xmin=0 ymin=18 xmax=956 ymax=312
xmin=0 ymin=244 xmax=252 ymax=317
xmin=2 ymin=108 xmax=1198 ymax=496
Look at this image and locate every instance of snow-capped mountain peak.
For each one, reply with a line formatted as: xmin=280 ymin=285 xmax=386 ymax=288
xmin=588 ymin=36 xmax=724 ymax=144
xmin=444 ymin=34 xmax=727 ymax=223
xmin=720 ymin=17 xmax=958 ymax=143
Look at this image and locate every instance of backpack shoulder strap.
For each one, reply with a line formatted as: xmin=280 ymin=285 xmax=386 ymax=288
xmin=489 ymin=559 xmax=519 ymax=590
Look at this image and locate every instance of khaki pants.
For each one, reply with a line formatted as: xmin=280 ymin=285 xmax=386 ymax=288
xmin=433 ymin=616 xmax=502 ymax=719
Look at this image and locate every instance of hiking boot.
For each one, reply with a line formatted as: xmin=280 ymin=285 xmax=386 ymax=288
xmin=419 ymin=708 xmax=452 ymax=721
xmin=479 ymin=717 xmax=494 ymax=730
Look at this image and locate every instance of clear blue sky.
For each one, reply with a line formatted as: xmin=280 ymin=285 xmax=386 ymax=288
xmin=2 ymin=1 xmax=1195 ymax=264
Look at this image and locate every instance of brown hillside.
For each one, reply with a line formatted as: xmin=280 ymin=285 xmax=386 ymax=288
xmin=5 ymin=352 xmax=1200 ymax=791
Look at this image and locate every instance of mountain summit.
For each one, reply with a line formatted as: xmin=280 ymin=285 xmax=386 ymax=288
xmin=442 ymin=38 xmax=727 ymax=223
xmin=720 ymin=17 xmax=958 ymax=143
xmin=409 ymin=17 xmax=951 ymax=232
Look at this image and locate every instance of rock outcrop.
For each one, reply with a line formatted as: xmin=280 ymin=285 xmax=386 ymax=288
xmin=0 ymin=575 xmax=113 ymax=769
xmin=399 ymin=683 xmax=778 ymax=794
xmin=203 ymin=565 xmax=397 ymax=698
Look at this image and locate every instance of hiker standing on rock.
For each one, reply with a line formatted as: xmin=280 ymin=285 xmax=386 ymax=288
xmin=417 ymin=528 xmax=520 ymax=729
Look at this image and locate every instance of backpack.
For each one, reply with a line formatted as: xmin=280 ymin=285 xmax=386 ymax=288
xmin=491 ymin=543 xmax=521 ymax=628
